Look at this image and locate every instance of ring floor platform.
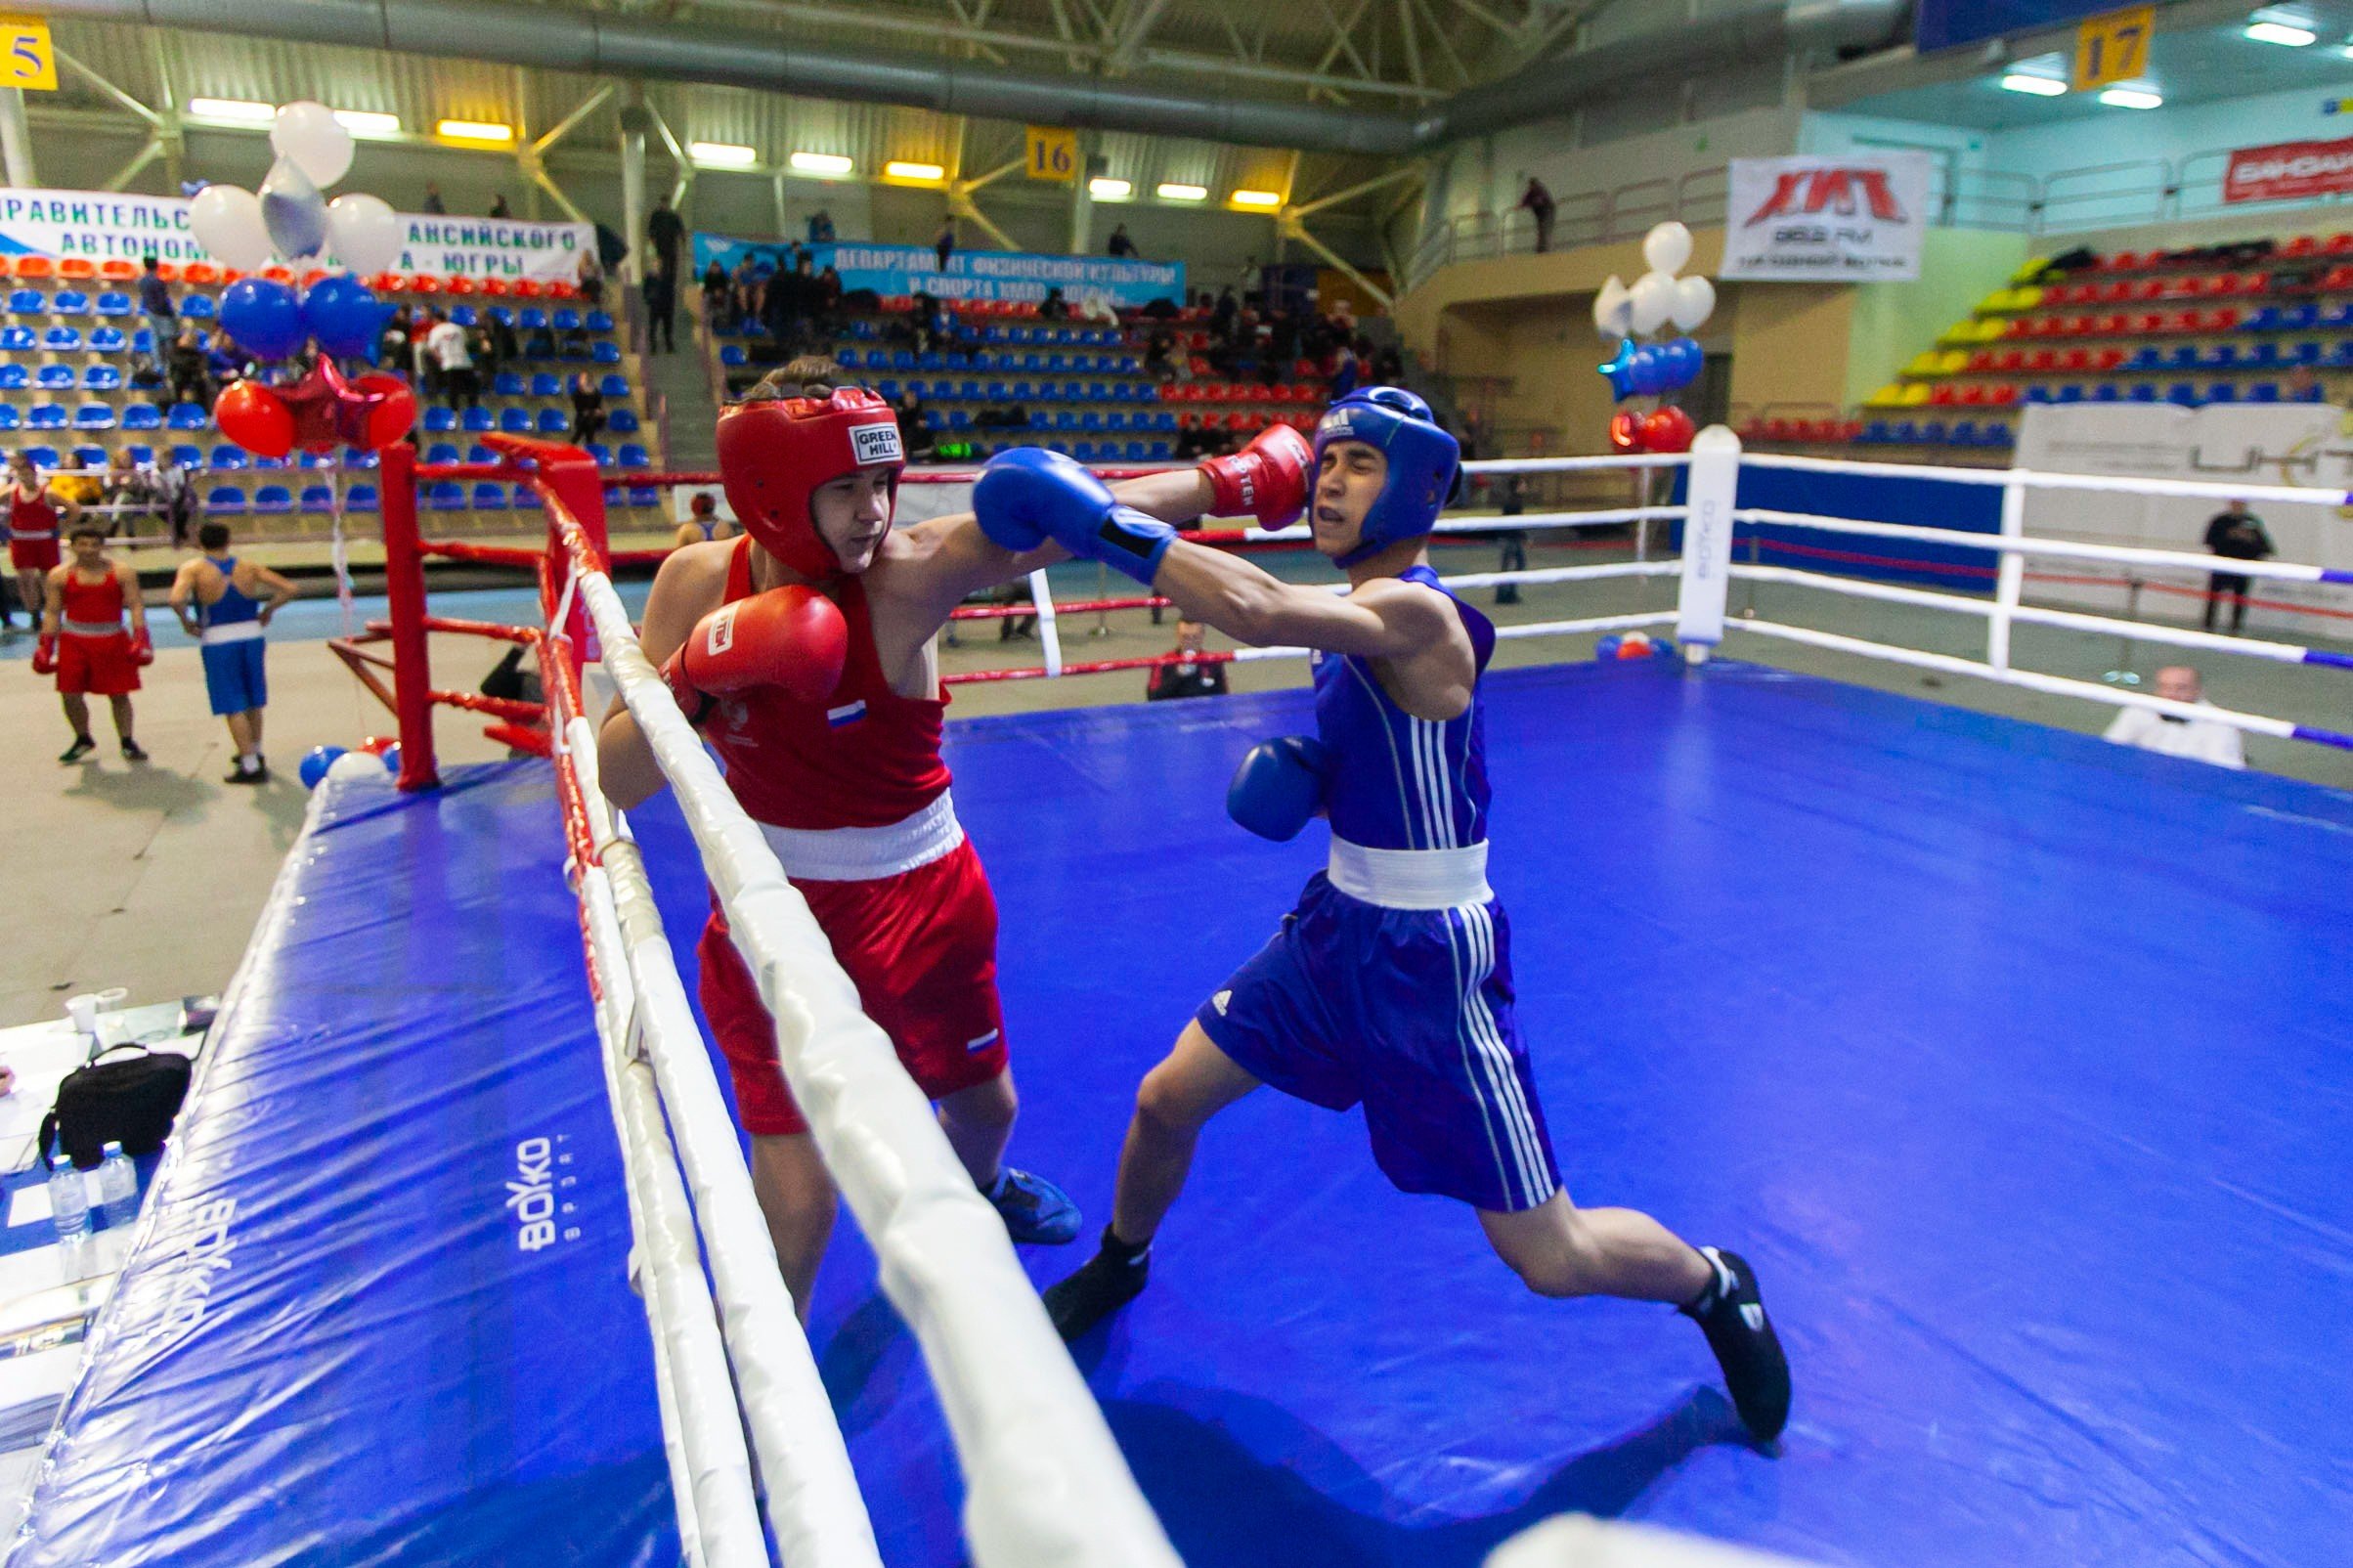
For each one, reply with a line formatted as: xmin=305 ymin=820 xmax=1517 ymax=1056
xmin=16 ymin=659 xmax=2350 ymax=1567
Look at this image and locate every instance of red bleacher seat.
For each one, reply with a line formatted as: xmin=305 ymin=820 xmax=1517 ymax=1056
xmin=57 ymin=258 xmax=94 ymax=279
xmin=220 ymin=269 xmax=247 ymax=284
xmin=2108 ymin=250 xmax=2143 ymax=272
xmin=369 ymin=272 xmax=403 ymax=292
xmin=2062 ymin=316 xmax=2094 ymax=336
xmin=2094 ymin=347 xmax=2125 ymax=370
xmin=2204 ymin=307 xmax=2241 ymax=330
xmin=2026 ymin=349 xmax=2057 ymax=371
xmin=2092 ymin=282 xmax=2130 ymax=304
xmin=2321 ymin=263 xmax=2353 ymax=290
xmin=1966 ymin=351 xmax=1997 ymax=372
xmin=1957 ymin=385 xmax=1986 ymax=407
xmin=2130 ymin=311 xmax=2163 ymax=334
xmin=261 ymin=265 xmax=294 ymax=283
xmin=300 ymin=268 xmax=330 ymax=287
xmin=100 ymin=259 xmax=136 ymax=281
xmin=479 ymin=278 xmax=510 ymax=297
xmin=546 ymin=282 xmax=579 ymax=300
xmin=1993 ymin=349 xmax=2026 ymax=372
xmin=445 ymin=276 xmax=476 ymax=296
xmin=2095 ymin=313 xmax=2126 ymax=335
xmin=2239 ymin=273 xmax=2267 ymax=294
xmin=2282 ymin=236 xmax=2319 ymax=259
xmin=1928 ymin=386 xmax=1960 ymax=407
xmin=2161 ymin=310 xmax=2198 ymax=333
xmin=2058 ymin=347 xmax=2091 ymax=371
xmin=412 ymin=275 xmax=444 ymax=295
xmin=1987 ymin=385 xmax=2019 ymax=406
xmin=182 ymin=261 xmax=218 ymax=284
xmin=2326 ymin=234 xmax=2353 ymax=256
xmin=2129 ymin=279 xmax=2165 ymax=301
xmin=16 ymin=256 xmax=52 ymax=279
xmin=0 ymin=257 xmax=13 ymax=278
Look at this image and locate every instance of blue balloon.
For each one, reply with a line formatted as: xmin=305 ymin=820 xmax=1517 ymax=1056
xmin=381 ymin=743 xmax=402 ymax=774
xmin=219 ymin=278 xmax=305 ymax=361
xmin=1628 ymin=346 xmax=1670 ymax=397
xmin=1596 ymin=337 xmax=1642 ymax=401
xmin=298 ymin=745 xmax=347 ymax=790
xmin=302 ymin=274 xmax=384 ymax=360
xmin=1593 ymin=634 xmax=1624 ymax=661
xmin=1660 ymin=336 xmax=1704 ymax=390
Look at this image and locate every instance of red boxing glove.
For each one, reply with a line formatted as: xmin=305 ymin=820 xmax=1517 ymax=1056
xmin=660 ymin=586 xmax=849 ymax=725
xmin=30 ymin=632 xmax=57 ymax=676
xmin=1200 ymin=423 xmax=1312 ymax=528
xmin=130 ymin=628 xmax=154 ymax=667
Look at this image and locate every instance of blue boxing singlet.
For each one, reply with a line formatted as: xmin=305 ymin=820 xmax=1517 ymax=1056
xmin=200 ymin=556 xmax=262 ymax=632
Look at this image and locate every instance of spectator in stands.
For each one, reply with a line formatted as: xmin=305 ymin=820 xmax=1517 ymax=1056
xmin=642 ymin=254 xmax=675 ymax=354
xmin=143 ymin=445 xmax=196 ymax=546
xmin=1078 ymin=290 xmax=1119 ymax=327
xmin=468 ymin=319 xmax=501 ymax=385
xmin=807 ymin=208 xmax=836 ymax=244
xmin=207 ymin=331 xmax=249 ymax=388
xmin=1517 ymin=176 xmax=1557 ymax=253
xmin=167 ymin=325 xmax=211 ymax=411
xmin=700 ymin=255 xmax=729 ymax=322
xmin=567 ymin=370 xmax=606 ymax=446
xmin=1329 ymin=340 xmax=1362 ymax=400
xmin=2103 ymin=666 xmax=2244 ymax=768
xmin=935 ymin=217 xmax=957 ymax=275
xmin=1039 ymin=285 xmax=1069 ymax=322
xmin=576 ymin=252 xmax=605 ymax=309
xmin=1146 ymin=329 xmax=1178 ymax=382
xmin=1145 ymin=621 xmax=1229 ymax=702
xmin=2202 ymin=499 xmax=2274 ymax=635
xmin=137 ymin=255 xmax=175 ymax=373
xmin=102 ymin=449 xmax=146 ymax=537
xmin=766 ymin=251 xmax=818 ymax=353
xmin=489 ymin=194 xmax=512 ymax=219
xmin=896 ymin=388 xmax=935 ymax=458
xmin=487 ymin=307 xmax=519 ymax=372
xmin=1108 ymin=224 xmax=1137 ymax=259
xmin=647 ymin=194 xmax=685 ymax=281
xmin=813 ymin=258 xmax=843 ymax=334
xmin=1211 ymin=284 xmax=1237 ymax=338
xmin=427 ymin=312 xmax=479 ymax=410
xmin=674 ymin=491 xmax=734 ymax=548
xmin=51 ymin=452 xmax=102 ymax=512
xmin=728 ymin=252 xmax=762 ymax=334
xmin=421 ymin=183 xmax=447 ymax=215
xmin=408 ymin=312 xmax=439 ymax=398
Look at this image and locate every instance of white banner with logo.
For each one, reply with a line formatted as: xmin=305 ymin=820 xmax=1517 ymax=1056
xmin=1720 ymin=152 xmax=1931 ymax=282
xmin=2016 ymin=401 xmax=2353 ymax=636
xmin=0 ymin=189 xmax=592 ymax=281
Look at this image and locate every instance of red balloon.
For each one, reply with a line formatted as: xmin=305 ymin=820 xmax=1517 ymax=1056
xmin=1639 ymin=406 xmax=1696 ymax=455
xmin=1614 ymin=632 xmax=1655 ymax=661
xmin=215 ymin=380 xmax=294 ymax=459
xmin=352 ymin=372 xmax=416 ymax=450
xmin=358 ymin=734 xmax=398 ymax=757
xmin=1607 ymin=411 xmax=1646 ymax=453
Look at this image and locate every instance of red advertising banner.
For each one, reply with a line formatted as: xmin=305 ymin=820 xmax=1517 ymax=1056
xmin=2224 ymin=136 xmax=2353 ymax=204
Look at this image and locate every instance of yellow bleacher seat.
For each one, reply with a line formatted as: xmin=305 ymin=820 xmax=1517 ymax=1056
xmin=1898 ymin=383 xmax=1932 ymax=407
xmin=1865 ymin=382 xmax=1907 ymax=407
xmin=1904 ymin=350 xmax=1946 ymax=376
xmin=1937 ymin=349 xmax=1969 ymax=374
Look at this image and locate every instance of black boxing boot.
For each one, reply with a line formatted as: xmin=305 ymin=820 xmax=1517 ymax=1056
xmin=1680 ymin=1246 xmax=1790 ymax=1443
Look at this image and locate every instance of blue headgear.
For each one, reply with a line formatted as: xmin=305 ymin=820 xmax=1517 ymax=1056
xmin=1313 ymin=386 xmax=1460 ymax=567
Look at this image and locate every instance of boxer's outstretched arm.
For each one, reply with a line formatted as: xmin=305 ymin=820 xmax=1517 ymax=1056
xmin=895 ymin=466 xmax=1218 ymax=616
xmin=1150 ymin=541 xmax=1450 ymax=659
xmin=597 ymin=543 xmax=728 ymax=809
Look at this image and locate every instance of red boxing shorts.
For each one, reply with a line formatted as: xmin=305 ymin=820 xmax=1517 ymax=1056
xmin=56 ymin=632 xmax=139 ymax=696
xmin=9 ymin=536 xmax=59 ymax=572
xmin=698 ymin=836 xmax=1009 ymax=1137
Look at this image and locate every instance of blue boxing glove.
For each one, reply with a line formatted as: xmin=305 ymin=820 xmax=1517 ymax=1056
xmin=1227 ymin=735 xmax=1331 ymax=842
xmin=973 ymin=446 xmax=1177 ymax=588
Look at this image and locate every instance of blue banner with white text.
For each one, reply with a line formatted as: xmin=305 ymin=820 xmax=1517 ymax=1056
xmin=692 ymin=234 xmax=1184 ymax=308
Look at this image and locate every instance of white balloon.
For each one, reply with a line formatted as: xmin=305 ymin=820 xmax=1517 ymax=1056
xmin=260 ymin=156 xmax=329 ymax=260
xmin=1591 ymin=275 xmax=1633 ymax=341
xmin=1669 ymin=274 xmax=1718 ymax=332
xmin=1641 ymin=221 xmax=1693 ymax=279
xmin=325 ymin=751 xmax=384 ymax=784
xmin=271 ymin=100 xmax=354 ymax=189
xmin=326 ymin=193 xmax=403 ymax=276
xmin=1628 ymin=270 xmax=1676 ymax=335
xmin=189 ymin=184 xmax=275 ymax=271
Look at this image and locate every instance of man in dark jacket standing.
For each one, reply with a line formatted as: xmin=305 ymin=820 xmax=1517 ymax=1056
xmin=2202 ymin=500 xmax=2275 ymax=634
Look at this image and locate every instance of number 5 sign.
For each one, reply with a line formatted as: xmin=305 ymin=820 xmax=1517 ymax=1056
xmin=1025 ymin=124 xmax=1076 ymax=184
xmin=2072 ymin=4 xmax=2152 ymax=92
xmin=0 ymin=15 xmax=53 ymax=91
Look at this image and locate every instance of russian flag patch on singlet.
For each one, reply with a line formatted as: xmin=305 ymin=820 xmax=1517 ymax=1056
xmin=827 ymin=699 xmax=867 ymax=727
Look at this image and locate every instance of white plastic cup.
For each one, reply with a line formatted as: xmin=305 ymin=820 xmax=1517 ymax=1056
xmin=64 ymin=994 xmax=100 ymax=1035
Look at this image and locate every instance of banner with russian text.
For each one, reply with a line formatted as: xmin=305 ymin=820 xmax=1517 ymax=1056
xmin=1720 ymin=153 xmax=1931 ymax=282
xmin=2223 ymin=137 xmax=2353 ymax=205
xmin=0 ymin=189 xmax=591 ymax=281
xmin=691 ymin=234 xmax=1184 ymax=309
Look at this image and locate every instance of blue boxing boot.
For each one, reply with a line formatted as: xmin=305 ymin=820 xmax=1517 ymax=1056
xmin=983 ymin=1165 xmax=1082 ymax=1244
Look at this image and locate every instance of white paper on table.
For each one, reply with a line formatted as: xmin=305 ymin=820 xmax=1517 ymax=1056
xmin=3 ymin=1189 xmax=47 ymax=1229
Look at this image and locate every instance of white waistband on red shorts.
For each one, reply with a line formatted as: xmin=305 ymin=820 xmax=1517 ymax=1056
xmin=201 ymin=621 xmax=264 ymax=645
xmin=1327 ymin=835 xmax=1493 ymax=910
xmin=61 ymin=619 xmax=125 ymax=638
xmin=757 ymin=791 xmax=964 ymax=883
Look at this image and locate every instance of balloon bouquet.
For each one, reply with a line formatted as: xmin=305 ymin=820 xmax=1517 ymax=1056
xmin=1592 ymin=221 xmax=1715 ymax=456
xmin=186 ymin=103 xmax=415 ymax=459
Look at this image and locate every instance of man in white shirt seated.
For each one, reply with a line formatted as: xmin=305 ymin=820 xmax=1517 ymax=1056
xmin=2103 ymin=665 xmax=2244 ymax=769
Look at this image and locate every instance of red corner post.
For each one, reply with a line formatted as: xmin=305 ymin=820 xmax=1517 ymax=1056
xmin=377 ymin=442 xmax=442 ymax=791
xmin=484 ymin=434 xmax=610 ymax=696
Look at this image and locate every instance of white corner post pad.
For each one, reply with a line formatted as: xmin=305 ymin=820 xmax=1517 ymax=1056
xmin=1676 ymin=424 xmax=1742 ymax=667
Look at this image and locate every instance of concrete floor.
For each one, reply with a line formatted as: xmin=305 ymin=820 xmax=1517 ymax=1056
xmin=1 ymin=535 xmax=2344 ymax=1029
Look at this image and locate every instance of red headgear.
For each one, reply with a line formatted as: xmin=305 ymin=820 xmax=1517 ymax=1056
xmin=714 ymin=388 xmax=905 ymax=580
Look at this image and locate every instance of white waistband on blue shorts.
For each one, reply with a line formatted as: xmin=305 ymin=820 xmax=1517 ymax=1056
xmin=1327 ymin=836 xmax=1493 ymax=910
xmin=201 ymin=621 xmax=264 ymax=645
xmin=757 ymin=791 xmax=964 ymax=883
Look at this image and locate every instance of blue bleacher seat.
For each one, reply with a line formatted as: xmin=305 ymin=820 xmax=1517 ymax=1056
xmin=518 ymin=308 xmax=548 ymax=330
xmin=125 ymin=445 xmax=153 ymax=464
xmin=2089 ymin=385 xmax=2119 ymax=404
xmin=535 ymin=409 xmax=566 ymax=435
xmin=83 ymin=366 xmax=120 ymax=392
xmin=1055 ymin=410 xmax=1078 ymax=429
xmin=606 ymin=408 xmax=639 ymax=434
xmin=70 ymin=444 xmax=105 ymax=468
xmin=93 ymin=291 xmax=132 ymax=318
xmin=120 ymin=403 xmax=161 ymax=430
xmin=529 ymin=371 xmax=562 ymax=398
xmin=0 ymin=365 xmax=23 ymax=390
xmin=835 ymin=347 xmax=859 ymax=368
xmin=251 ymin=453 xmax=286 ymax=471
xmin=253 ymin=484 xmax=293 ymax=513
xmin=0 ymin=327 xmax=32 ymax=352
xmin=597 ymin=373 xmax=628 ymax=397
xmin=488 ymin=306 xmax=514 ymax=327
xmin=50 ymin=291 xmax=89 ymax=316
xmin=0 ymin=407 xmax=18 ymax=432
xmin=133 ymin=328 xmax=157 ymax=356
xmin=591 ymin=341 xmax=620 ymax=365
xmin=2244 ymin=341 xmax=2282 ymax=367
xmin=422 ymin=407 xmax=458 ymax=433
xmin=585 ymin=442 xmax=613 ymax=466
xmin=2242 ymin=305 xmax=2282 ymax=331
xmin=27 ymin=404 xmax=64 ymax=430
xmin=2247 ymin=382 xmax=2280 ymax=403
xmin=492 ymin=370 xmax=526 ymax=397
xmin=587 ymin=311 xmax=614 ymax=333
xmin=500 ymin=408 xmax=532 ymax=434
xmin=719 ymin=344 xmax=747 ymax=368
xmin=471 ymin=482 xmax=508 ymax=510
xmin=923 ymin=410 xmax=944 ymax=431
xmin=346 ymin=483 xmax=379 ymax=510
xmin=179 ymin=293 xmax=214 ymax=320
xmin=2054 ymin=386 xmax=2083 ymax=404
xmin=2287 ymin=340 xmax=2322 ymax=366
xmin=1080 ymin=412 xmax=1104 ymax=431
xmin=425 ymin=480 xmax=465 ymax=509
xmin=205 ymin=485 xmax=245 ymax=513
xmin=863 ymin=349 xmax=889 ymax=370
xmin=39 ymin=327 xmax=78 ymax=352
xmin=449 ymin=306 xmax=477 ymax=327
xmin=876 ymin=378 xmax=900 ymax=400
xmin=552 ymin=310 xmax=582 ymax=332
xmin=461 ymin=407 xmax=495 ymax=433
xmin=2201 ymin=344 xmax=2240 ymax=369
xmin=511 ymin=484 xmax=536 ymax=507
xmin=949 ymin=410 xmax=970 ymax=430
xmin=2204 ymin=381 xmax=2237 ymax=404
xmin=617 ymin=443 xmax=649 ymax=469
xmin=209 ymin=444 xmax=247 ymax=469
xmin=6 ymin=288 xmax=41 ymax=314
xmin=35 ymin=365 xmax=71 ymax=391
xmin=299 ymin=484 xmax=334 ymax=512
xmin=2123 ymin=346 xmax=2160 ymax=370
xmin=425 ymin=442 xmax=462 ymax=464
xmin=169 ymin=443 xmax=201 ymax=467
xmin=19 ymin=445 xmax=54 ymax=468
xmin=2281 ymin=303 xmax=2320 ymax=331
xmin=89 ymin=327 xmax=126 ymax=354
xmin=2127 ymin=383 xmax=2157 ymax=402
xmin=166 ymin=402 xmax=208 ymax=430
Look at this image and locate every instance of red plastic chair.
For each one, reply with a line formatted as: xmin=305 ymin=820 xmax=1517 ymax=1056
xmin=57 ymin=257 xmax=95 ymax=280
xmin=2026 ymin=349 xmax=2058 ymax=372
xmin=1987 ymin=385 xmax=2020 ymax=406
xmin=479 ymin=278 xmax=510 ymax=297
xmin=15 ymin=255 xmax=53 ymax=279
xmin=2094 ymin=347 xmax=2125 ymax=370
xmin=2326 ymin=234 xmax=2353 ymax=256
xmin=100 ymin=259 xmax=137 ymax=281
xmin=444 ymin=276 xmax=476 ymax=296
xmin=261 ymin=265 xmax=295 ymax=284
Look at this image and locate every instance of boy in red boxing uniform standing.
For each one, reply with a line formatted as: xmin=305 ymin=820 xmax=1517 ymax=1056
xmin=36 ymin=524 xmax=152 ymax=763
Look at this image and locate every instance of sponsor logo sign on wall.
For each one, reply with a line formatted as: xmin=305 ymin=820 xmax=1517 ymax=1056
xmin=2223 ymin=137 xmax=2353 ymax=205
xmin=1721 ymin=153 xmax=1932 ymax=283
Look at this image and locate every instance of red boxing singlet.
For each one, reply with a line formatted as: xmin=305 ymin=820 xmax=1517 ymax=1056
xmin=8 ymin=485 xmax=57 ymax=542
xmin=699 ymin=537 xmax=951 ymax=830
xmin=59 ymin=566 xmax=126 ymax=634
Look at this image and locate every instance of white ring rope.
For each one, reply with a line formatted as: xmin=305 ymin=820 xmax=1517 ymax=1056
xmin=575 ymin=565 xmax=1182 ymax=1568
xmin=1741 ymin=450 xmax=2349 ymax=507
xmin=1734 ymin=506 xmax=2344 ymax=588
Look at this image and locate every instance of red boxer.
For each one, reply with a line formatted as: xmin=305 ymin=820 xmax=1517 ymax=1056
xmin=39 ymin=525 xmax=150 ymax=764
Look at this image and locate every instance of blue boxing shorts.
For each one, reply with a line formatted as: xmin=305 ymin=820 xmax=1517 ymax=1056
xmin=200 ymin=636 xmax=267 ymax=716
xmin=1196 ymin=872 xmax=1561 ymax=1213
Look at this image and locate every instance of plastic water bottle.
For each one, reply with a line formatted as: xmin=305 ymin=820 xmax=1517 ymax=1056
xmin=96 ymin=1143 xmax=138 ymax=1230
xmin=48 ymin=1155 xmax=90 ymax=1242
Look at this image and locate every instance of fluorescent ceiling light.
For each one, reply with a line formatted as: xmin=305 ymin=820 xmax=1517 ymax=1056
xmin=1088 ymin=177 xmax=1133 ymax=200
xmin=188 ymin=97 xmax=277 ymax=123
xmin=790 ymin=152 xmax=853 ymax=177
xmin=885 ymin=160 xmax=944 ymax=182
xmin=333 ymin=109 xmax=401 ymax=138
xmin=1998 ymin=72 xmax=2068 ymax=96
xmin=2098 ymin=85 xmax=2163 ymax=109
xmin=2245 ymin=21 xmax=2317 ymax=46
xmin=691 ymin=142 xmax=759 ymax=167
xmin=1155 ymin=182 xmax=1207 ymax=201
xmin=437 ymin=118 xmax=514 ymax=143
xmin=1230 ymin=189 xmax=1282 ymax=208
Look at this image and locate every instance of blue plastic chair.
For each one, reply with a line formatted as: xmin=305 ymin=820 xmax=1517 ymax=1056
xmin=83 ymin=366 xmax=121 ymax=392
xmin=2203 ymin=381 xmax=2237 ymax=404
xmin=26 ymin=403 xmax=65 ymax=430
xmin=518 ymin=308 xmax=549 ymax=330
xmin=170 ymin=443 xmax=202 ymax=467
xmin=617 ymin=443 xmax=650 ymax=469
xmin=205 ymin=485 xmax=246 ymax=513
xmin=41 ymin=327 xmax=81 ymax=352
xmin=489 ymin=307 xmax=515 ymax=327
xmin=449 ymin=306 xmax=478 ymax=327
xmin=93 ymin=291 xmax=132 ymax=318
xmin=425 ymin=442 xmax=462 ymax=464
xmin=422 ymin=407 xmax=458 ymax=433
xmin=6 ymin=288 xmax=41 ymax=315
xmin=493 ymin=370 xmax=526 ymax=397
xmin=2126 ymin=383 xmax=2157 ymax=403
xmin=179 ymin=293 xmax=215 ymax=320
xmin=461 ymin=407 xmax=495 ymax=434
xmin=591 ymin=341 xmax=620 ymax=365
xmin=209 ymin=443 xmax=247 ymax=469
xmin=252 ymin=484 xmax=293 ymax=513
xmin=530 ymin=371 xmax=562 ymax=397
xmin=166 ymin=403 xmax=209 ymax=430
xmin=719 ymin=344 xmax=747 ymax=368
xmin=535 ymin=408 xmax=567 ymax=435
xmin=422 ymin=480 xmax=463 ymax=509
xmin=125 ymin=444 xmax=153 ymax=464
xmin=585 ymin=442 xmax=614 ymax=466
xmin=0 ymin=326 xmax=33 ymax=352
xmin=89 ymin=327 xmax=127 ymax=354
xmin=587 ymin=311 xmax=614 ymax=333
xmin=34 ymin=365 xmax=71 ymax=391
xmin=49 ymin=290 xmax=89 ymax=317
xmin=0 ymin=407 xmax=20 ymax=432
xmin=500 ymin=408 xmax=533 ymax=434
xmin=598 ymin=372 xmax=628 ymax=397
xmin=471 ymin=482 xmax=508 ymax=510
xmin=346 ymin=483 xmax=379 ymax=510
xmin=121 ymin=403 xmax=161 ymax=430
xmin=299 ymin=484 xmax=335 ymax=512
xmin=552 ymin=309 xmax=582 ymax=332
xmin=0 ymin=365 xmax=25 ymax=390
xmin=606 ymin=408 xmax=639 ymax=434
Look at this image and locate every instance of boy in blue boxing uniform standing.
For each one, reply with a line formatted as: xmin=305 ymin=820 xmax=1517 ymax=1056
xmin=974 ymin=387 xmax=1791 ymax=1443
